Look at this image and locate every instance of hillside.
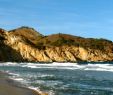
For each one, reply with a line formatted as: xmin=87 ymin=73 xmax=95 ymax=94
xmin=8 ymin=26 xmax=43 ymax=45
xmin=0 ymin=27 xmax=113 ymax=62
xmin=36 ymin=33 xmax=113 ymax=52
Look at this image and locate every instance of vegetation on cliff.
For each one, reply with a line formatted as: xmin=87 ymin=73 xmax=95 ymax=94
xmin=36 ymin=33 xmax=113 ymax=52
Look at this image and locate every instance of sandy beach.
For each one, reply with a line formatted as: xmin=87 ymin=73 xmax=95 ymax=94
xmin=0 ymin=71 xmax=47 ymax=95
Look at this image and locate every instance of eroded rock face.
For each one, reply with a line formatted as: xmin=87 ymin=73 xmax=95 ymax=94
xmin=0 ymin=27 xmax=113 ymax=62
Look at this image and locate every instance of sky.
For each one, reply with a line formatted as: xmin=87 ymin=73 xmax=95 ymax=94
xmin=0 ymin=0 xmax=113 ymax=41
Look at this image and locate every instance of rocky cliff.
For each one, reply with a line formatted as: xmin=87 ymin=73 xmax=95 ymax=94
xmin=0 ymin=27 xmax=113 ymax=62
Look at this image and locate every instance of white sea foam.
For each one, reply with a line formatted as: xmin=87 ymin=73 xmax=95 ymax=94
xmin=10 ymin=78 xmax=24 ymax=81
xmin=84 ymin=64 xmax=113 ymax=72
xmin=19 ymin=63 xmax=113 ymax=72
xmin=28 ymin=86 xmax=53 ymax=95
xmin=8 ymin=72 xmax=20 ymax=76
xmin=1 ymin=62 xmax=113 ymax=72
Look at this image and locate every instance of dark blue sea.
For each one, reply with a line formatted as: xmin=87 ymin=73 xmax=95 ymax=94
xmin=0 ymin=62 xmax=113 ymax=95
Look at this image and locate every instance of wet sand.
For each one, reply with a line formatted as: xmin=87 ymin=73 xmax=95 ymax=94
xmin=0 ymin=71 xmax=48 ymax=95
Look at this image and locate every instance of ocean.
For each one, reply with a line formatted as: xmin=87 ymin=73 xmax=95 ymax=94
xmin=0 ymin=62 xmax=113 ymax=95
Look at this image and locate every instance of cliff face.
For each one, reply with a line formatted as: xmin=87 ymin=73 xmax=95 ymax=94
xmin=0 ymin=27 xmax=113 ymax=62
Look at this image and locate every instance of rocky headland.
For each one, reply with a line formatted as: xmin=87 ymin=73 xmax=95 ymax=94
xmin=0 ymin=26 xmax=113 ymax=63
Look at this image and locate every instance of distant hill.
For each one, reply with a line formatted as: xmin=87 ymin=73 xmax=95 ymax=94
xmin=8 ymin=26 xmax=43 ymax=45
xmin=36 ymin=33 xmax=113 ymax=52
xmin=0 ymin=27 xmax=113 ymax=62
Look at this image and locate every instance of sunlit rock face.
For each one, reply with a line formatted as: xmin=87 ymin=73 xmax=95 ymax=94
xmin=0 ymin=27 xmax=113 ymax=62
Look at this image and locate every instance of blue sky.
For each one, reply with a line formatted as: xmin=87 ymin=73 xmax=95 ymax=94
xmin=0 ymin=0 xmax=113 ymax=41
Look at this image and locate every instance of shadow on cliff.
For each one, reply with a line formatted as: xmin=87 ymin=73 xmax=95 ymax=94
xmin=0 ymin=41 xmax=25 ymax=62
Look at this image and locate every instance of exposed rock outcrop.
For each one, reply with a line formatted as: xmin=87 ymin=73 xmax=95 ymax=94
xmin=0 ymin=27 xmax=113 ymax=62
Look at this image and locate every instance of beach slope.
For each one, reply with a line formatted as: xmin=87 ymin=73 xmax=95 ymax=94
xmin=0 ymin=72 xmax=45 ymax=95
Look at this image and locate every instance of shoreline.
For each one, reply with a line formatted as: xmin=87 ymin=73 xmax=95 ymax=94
xmin=0 ymin=71 xmax=48 ymax=95
xmin=0 ymin=61 xmax=113 ymax=64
